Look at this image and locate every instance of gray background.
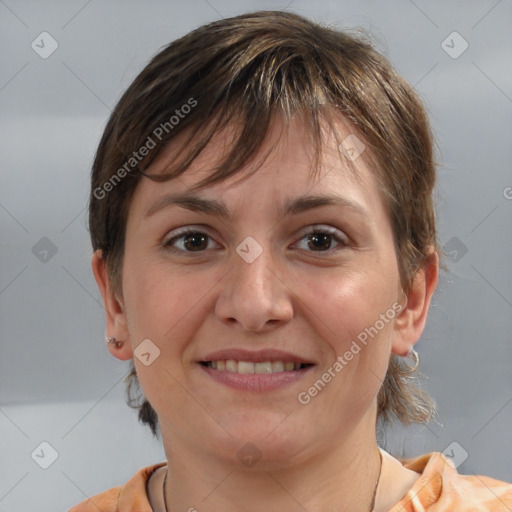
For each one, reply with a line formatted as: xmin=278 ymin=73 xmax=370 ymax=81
xmin=1 ymin=1 xmax=511 ymax=510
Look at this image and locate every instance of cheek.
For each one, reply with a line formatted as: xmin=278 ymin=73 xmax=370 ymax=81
xmin=121 ymin=257 xmax=220 ymax=383
xmin=122 ymin=256 xmax=200 ymax=337
xmin=301 ymin=268 xmax=395 ymax=344
xmin=296 ymin=268 xmax=396 ymax=401
xmin=123 ymin=261 xmax=205 ymax=420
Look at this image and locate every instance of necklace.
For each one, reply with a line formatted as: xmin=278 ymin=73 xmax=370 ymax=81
xmin=369 ymin=449 xmax=383 ymax=511
xmin=163 ymin=449 xmax=383 ymax=512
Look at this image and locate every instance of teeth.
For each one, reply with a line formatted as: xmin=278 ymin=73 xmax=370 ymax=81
xmin=225 ymin=359 xmax=237 ymax=372
xmin=238 ymin=361 xmax=254 ymax=374
xmin=205 ymin=360 xmax=307 ymax=374
xmin=256 ymin=362 xmax=272 ymax=373
xmin=271 ymin=361 xmax=284 ymax=372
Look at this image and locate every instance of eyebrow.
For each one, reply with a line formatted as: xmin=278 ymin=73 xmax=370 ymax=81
xmin=144 ymin=192 xmax=369 ymax=220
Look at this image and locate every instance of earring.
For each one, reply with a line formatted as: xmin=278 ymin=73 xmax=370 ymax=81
xmin=106 ymin=336 xmax=124 ymax=349
xmin=401 ymin=347 xmax=419 ymax=373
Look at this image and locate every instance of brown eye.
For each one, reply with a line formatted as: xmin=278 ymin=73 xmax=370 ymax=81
xmin=181 ymin=232 xmax=209 ymax=251
xmin=294 ymin=226 xmax=349 ymax=254
xmin=164 ymin=228 xmax=218 ymax=255
xmin=306 ymin=232 xmax=334 ymax=251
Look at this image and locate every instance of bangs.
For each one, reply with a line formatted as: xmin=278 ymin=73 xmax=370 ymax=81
xmin=136 ymin=101 xmax=372 ymax=200
xmin=137 ymin=64 xmax=333 ymax=192
xmin=112 ymin=17 xmax=370 ymax=194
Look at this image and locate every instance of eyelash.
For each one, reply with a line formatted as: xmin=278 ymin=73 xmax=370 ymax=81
xmin=162 ymin=225 xmax=349 ymax=257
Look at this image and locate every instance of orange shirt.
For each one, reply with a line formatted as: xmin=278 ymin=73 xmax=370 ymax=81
xmin=68 ymin=452 xmax=512 ymax=511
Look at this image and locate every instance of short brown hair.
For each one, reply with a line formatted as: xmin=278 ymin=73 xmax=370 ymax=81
xmin=89 ymin=10 xmax=440 ymax=438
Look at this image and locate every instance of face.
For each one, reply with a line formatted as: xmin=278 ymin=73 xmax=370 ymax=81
xmin=113 ymin=116 xmax=409 ymax=468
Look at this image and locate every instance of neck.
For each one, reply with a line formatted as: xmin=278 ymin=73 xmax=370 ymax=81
xmin=161 ymin=413 xmax=383 ymax=512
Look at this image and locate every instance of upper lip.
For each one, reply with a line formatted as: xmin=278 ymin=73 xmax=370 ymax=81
xmin=199 ymin=349 xmax=316 ymax=364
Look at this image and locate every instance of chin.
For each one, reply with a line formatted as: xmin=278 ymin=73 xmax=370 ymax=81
xmin=198 ymin=417 xmax=312 ymax=469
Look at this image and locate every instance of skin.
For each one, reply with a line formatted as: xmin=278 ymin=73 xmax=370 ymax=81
xmin=93 ymin=114 xmax=438 ymax=512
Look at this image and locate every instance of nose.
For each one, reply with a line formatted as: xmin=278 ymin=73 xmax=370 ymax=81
xmin=214 ymin=242 xmax=294 ymax=333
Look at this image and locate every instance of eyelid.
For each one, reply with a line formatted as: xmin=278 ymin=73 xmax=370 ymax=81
xmin=163 ymin=225 xmax=214 ymax=242
xmin=296 ymin=224 xmax=349 ymax=242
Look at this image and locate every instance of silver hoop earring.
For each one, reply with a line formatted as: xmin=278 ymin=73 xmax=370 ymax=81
xmin=106 ymin=336 xmax=124 ymax=349
xmin=402 ymin=347 xmax=419 ymax=373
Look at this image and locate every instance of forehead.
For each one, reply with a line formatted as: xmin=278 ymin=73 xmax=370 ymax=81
xmin=131 ymin=113 xmax=385 ymax=221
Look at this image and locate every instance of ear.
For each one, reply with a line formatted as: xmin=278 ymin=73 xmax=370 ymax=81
xmin=91 ymin=250 xmax=133 ymax=361
xmin=392 ymin=248 xmax=439 ymax=356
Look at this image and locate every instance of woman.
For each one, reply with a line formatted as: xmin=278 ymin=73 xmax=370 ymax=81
xmin=70 ymin=10 xmax=511 ymax=512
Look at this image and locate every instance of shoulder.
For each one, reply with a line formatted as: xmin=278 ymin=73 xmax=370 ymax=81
xmin=68 ymin=485 xmax=121 ymax=512
xmin=67 ymin=462 xmax=167 ymax=512
xmin=389 ymin=451 xmax=512 ymax=511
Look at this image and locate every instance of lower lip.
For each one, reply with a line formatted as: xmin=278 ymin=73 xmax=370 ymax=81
xmin=197 ymin=363 xmax=315 ymax=391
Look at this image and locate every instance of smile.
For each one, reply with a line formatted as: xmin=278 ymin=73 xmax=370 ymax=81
xmin=200 ymin=360 xmax=313 ymax=373
xmin=198 ymin=360 xmax=315 ymax=392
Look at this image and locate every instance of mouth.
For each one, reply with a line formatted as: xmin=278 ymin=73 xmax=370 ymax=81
xmin=196 ymin=349 xmax=316 ymax=391
xmin=199 ymin=360 xmax=314 ymax=374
